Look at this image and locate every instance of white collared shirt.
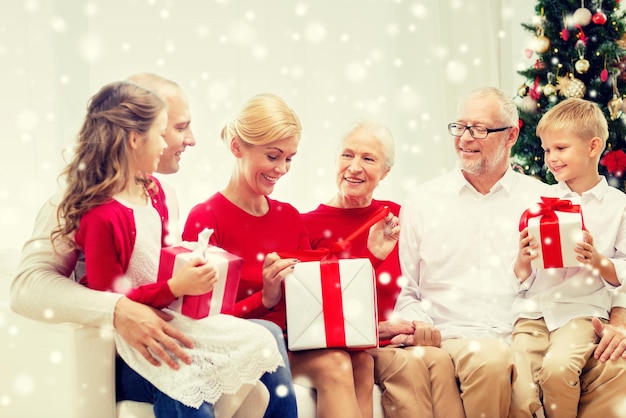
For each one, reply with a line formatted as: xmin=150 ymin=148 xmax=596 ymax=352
xmin=394 ymin=168 xmax=550 ymax=341
xmin=512 ymin=178 xmax=626 ymax=331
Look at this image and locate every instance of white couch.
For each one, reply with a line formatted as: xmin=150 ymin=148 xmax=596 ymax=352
xmin=0 ymin=248 xmax=383 ymax=418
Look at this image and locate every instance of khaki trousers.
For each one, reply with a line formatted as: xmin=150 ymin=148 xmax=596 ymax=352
xmin=510 ymin=317 xmax=598 ymax=418
xmin=441 ymin=338 xmax=514 ymax=418
xmin=578 ymin=335 xmax=626 ymax=418
xmin=371 ymin=345 xmax=464 ymax=418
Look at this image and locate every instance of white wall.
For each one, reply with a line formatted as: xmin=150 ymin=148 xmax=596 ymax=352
xmin=0 ymin=0 xmax=536 ymax=250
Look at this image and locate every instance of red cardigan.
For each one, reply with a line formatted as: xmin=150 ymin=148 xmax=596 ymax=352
xmin=75 ymin=177 xmax=176 ymax=308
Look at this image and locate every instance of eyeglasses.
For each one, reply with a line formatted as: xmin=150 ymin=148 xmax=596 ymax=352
xmin=447 ymin=123 xmax=512 ymax=139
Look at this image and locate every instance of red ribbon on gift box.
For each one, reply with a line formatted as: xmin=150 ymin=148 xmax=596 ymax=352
xmin=518 ymin=197 xmax=584 ymax=269
xmin=158 ymin=245 xmax=241 ymax=318
xmin=280 ymin=205 xmax=389 ymax=347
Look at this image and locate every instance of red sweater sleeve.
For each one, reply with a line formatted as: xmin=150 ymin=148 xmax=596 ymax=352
xmin=126 ymin=282 xmax=176 ymax=309
xmin=76 ymin=201 xmax=176 ymax=310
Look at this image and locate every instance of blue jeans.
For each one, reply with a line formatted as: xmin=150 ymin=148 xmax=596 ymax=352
xmin=116 ymin=356 xmax=215 ymax=418
xmin=249 ymin=319 xmax=299 ymax=418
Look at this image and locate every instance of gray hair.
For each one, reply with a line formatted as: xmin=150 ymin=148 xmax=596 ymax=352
xmin=340 ymin=118 xmax=395 ymax=169
xmin=461 ymin=87 xmax=519 ymax=127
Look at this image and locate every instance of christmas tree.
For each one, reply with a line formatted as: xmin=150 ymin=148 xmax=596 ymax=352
xmin=512 ymin=0 xmax=626 ymax=191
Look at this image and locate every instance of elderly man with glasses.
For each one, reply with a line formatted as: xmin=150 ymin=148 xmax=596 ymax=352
xmin=392 ymin=86 xmax=626 ymax=418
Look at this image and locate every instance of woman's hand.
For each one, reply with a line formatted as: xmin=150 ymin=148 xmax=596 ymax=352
xmin=168 ymin=257 xmax=218 ymax=297
xmin=261 ymin=252 xmax=299 ymax=309
xmin=367 ymin=212 xmax=400 ymax=260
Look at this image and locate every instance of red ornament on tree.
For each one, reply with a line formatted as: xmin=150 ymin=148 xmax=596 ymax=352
xmin=529 ymin=76 xmax=542 ymax=100
xmin=601 ymin=68 xmax=609 ymax=82
xmin=592 ymin=11 xmax=607 ymax=25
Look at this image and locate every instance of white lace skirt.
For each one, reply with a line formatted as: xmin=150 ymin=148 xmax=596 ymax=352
xmin=115 ymin=311 xmax=284 ymax=408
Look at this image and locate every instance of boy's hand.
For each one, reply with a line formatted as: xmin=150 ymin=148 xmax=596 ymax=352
xmin=168 ymin=257 xmax=218 ymax=297
xmin=514 ymin=227 xmax=537 ymax=282
xmin=576 ymin=230 xmax=600 ymax=265
xmin=577 ymin=230 xmax=620 ymax=286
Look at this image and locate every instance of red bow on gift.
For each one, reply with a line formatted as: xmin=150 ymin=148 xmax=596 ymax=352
xmin=518 ymin=197 xmax=582 ymax=231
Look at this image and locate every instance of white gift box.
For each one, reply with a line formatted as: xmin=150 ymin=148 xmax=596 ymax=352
xmin=284 ymin=257 xmax=378 ymax=351
xmin=527 ymin=210 xmax=584 ymax=270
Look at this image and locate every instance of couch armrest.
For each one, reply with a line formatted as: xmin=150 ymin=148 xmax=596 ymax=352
xmin=0 ymin=304 xmax=117 ymax=418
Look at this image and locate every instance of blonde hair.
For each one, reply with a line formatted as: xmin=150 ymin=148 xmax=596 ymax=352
xmin=537 ymin=98 xmax=608 ymax=152
xmin=221 ymin=93 xmax=301 ymax=146
xmin=53 ymin=81 xmax=166 ymax=246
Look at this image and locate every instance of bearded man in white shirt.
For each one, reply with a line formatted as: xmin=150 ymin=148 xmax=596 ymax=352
xmin=393 ymin=86 xmax=626 ymax=418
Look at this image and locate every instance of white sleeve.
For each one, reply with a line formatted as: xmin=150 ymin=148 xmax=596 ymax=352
xmin=610 ymin=206 xmax=626 ymax=308
xmin=393 ymin=196 xmax=433 ymax=324
xmin=511 ymin=263 xmax=537 ymax=293
xmin=10 ymin=196 xmax=121 ymax=328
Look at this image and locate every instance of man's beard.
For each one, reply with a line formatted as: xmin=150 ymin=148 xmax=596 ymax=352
xmin=459 ymin=145 xmax=507 ymax=175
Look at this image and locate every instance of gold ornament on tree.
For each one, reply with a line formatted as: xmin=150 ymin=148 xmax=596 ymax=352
xmin=534 ymin=28 xmax=551 ymax=54
xmin=542 ymin=72 xmax=557 ymax=96
xmin=517 ymin=84 xmax=529 ymax=97
xmin=608 ymin=96 xmax=623 ymax=120
xmin=608 ymin=75 xmax=624 ymax=120
xmin=572 ymin=0 xmax=592 ymax=26
xmin=557 ymin=73 xmax=586 ymax=98
xmin=575 ymin=59 xmax=590 ymax=74
xmin=532 ymin=10 xmax=550 ymax=54
xmin=574 ymin=40 xmax=589 ymax=74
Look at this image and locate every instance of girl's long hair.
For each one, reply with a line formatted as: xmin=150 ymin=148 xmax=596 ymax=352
xmin=52 ymin=80 xmax=166 ymax=247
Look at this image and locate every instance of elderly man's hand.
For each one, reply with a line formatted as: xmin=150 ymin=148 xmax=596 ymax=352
xmin=593 ymin=312 xmax=626 ymax=362
xmin=389 ymin=320 xmax=441 ymax=347
xmin=379 ymin=319 xmax=415 ymax=341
